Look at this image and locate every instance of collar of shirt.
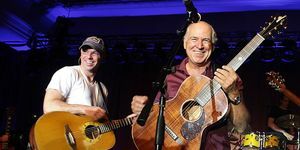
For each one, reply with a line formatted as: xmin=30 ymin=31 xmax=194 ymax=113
xmin=176 ymin=57 xmax=214 ymax=79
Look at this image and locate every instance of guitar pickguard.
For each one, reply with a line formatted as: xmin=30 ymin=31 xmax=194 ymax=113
xmin=181 ymin=106 xmax=205 ymax=141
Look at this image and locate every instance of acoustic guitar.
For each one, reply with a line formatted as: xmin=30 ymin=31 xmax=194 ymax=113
xmin=132 ymin=15 xmax=287 ymax=150
xmin=33 ymin=111 xmax=134 ymax=150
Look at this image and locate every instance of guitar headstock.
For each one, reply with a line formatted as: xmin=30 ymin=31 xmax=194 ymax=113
xmin=266 ymin=71 xmax=285 ymax=91
xmin=259 ymin=15 xmax=287 ymax=39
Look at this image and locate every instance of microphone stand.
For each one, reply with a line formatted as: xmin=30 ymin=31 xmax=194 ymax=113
xmin=136 ymin=7 xmax=197 ymax=150
xmin=155 ymin=88 xmax=166 ymax=150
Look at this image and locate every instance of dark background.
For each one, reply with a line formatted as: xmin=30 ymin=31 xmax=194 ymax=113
xmin=1 ymin=0 xmax=300 ymax=149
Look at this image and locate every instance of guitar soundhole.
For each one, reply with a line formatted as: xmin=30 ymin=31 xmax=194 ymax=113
xmin=181 ymin=99 xmax=203 ymax=122
xmin=85 ymin=125 xmax=100 ymax=139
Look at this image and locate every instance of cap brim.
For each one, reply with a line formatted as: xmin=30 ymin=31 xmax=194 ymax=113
xmin=79 ymin=41 xmax=102 ymax=53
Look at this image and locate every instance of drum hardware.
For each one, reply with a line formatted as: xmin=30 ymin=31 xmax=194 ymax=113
xmin=241 ymin=131 xmax=281 ymax=150
xmin=276 ymin=114 xmax=300 ymax=129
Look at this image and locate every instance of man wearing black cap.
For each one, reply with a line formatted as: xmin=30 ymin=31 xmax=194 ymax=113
xmin=43 ymin=36 xmax=108 ymax=121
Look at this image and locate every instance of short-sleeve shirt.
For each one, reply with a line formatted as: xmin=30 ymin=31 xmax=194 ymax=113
xmin=46 ymin=65 xmax=108 ymax=111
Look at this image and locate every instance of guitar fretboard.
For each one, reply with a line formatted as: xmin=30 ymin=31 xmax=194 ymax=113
xmin=98 ymin=117 xmax=133 ymax=133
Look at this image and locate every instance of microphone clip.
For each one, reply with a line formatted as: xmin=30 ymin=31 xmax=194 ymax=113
xmin=187 ymin=11 xmax=201 ymax=23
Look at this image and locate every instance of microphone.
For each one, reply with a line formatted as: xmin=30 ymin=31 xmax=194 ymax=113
xmin=183 ymin=0 xmax=201 ymax=23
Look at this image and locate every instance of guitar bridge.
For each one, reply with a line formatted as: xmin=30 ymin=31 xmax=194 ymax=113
xmin=64 ymin=124 xmax=77 ymax=150
xmin=165 ymin=125 xmax=183 ymax=144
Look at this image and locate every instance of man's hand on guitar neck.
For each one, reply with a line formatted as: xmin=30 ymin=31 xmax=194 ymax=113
xmin=278 ymin=81 xmax=286 ymax=92
xmin=214 ymin=65 xmax=240 ymax=102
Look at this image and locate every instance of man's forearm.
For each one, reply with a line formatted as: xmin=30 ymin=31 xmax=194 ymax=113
xmin=230 ymin=96 xmax=250 ymax=133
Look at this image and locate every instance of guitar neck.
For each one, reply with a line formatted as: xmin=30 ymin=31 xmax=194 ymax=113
xmin=196 ymin=33 xmax=265 ymax=106
xmin=98 ymin=117 xmax=133 ymax=133
xmin=228 ymin=33 xmax=265 ymax=71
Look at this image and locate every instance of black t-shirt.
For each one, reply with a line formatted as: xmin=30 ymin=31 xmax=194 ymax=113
xmin=268 ymin=106 xmax=292 ymax=119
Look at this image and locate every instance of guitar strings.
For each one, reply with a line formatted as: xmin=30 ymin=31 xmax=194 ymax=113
xmin=178 ymin=36 xmax=263 ymax=120
xmin=154 ymin=77 xmax=207 ymax=147
xmin=156 ymin=75 xmax=221 ymax=147
xmin=171 ymin=36 xmax=262 ymax=129
xmin=64 ymin=117 xmax=133 ymax=140
xmin=132 ymin=77 xmax=224 ymax=148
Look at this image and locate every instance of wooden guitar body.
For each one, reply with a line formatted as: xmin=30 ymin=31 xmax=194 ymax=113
xmin=34 ymin=111 xmax=115 ymax=150
xmin=132 ymin=75 xmax=228 ymax=149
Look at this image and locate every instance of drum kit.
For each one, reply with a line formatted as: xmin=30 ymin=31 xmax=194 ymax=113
xmin=229 ymin=114 xmax=300 ymax=150
xmin=241 ymin=131 xmax=285 ymax=150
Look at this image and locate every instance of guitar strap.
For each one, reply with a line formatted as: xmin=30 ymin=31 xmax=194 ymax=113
xmin=98 ymin=82 xmax=109 ymax=116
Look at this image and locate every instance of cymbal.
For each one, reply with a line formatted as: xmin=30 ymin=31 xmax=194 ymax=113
xmin=276 ymin=114 xmax=300 ymax=129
